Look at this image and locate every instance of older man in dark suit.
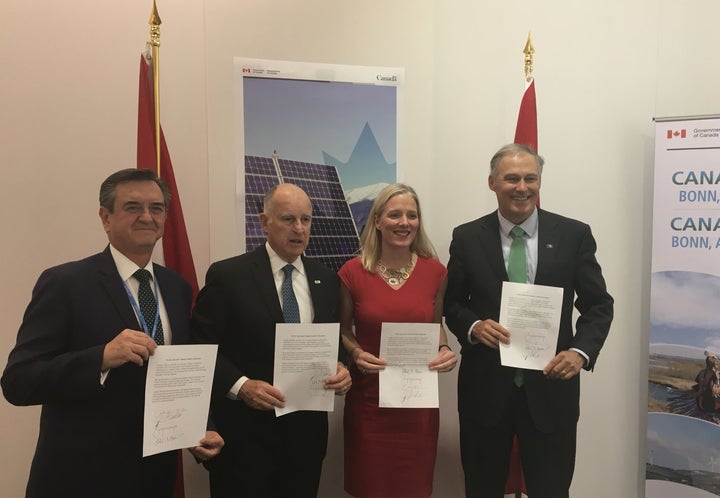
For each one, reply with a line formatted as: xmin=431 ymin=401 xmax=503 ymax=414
xmin=191 ymin=183 xmax=352 ymax=498
xmin=2 ymin=168 xmax=222 ymax=498
xmin=445 ymin=144 xmax=614 ymax=498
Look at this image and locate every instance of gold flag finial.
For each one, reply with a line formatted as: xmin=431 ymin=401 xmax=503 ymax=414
xmin=147 ymin=0 xmax=162 ymax=176
xmin=148 ymin=0 xmax=162 ymax=48
xmin=523 ymin=32 xmax=535 ymax=82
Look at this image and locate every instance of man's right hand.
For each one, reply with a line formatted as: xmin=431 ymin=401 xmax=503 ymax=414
xmin=471 ymin=319 xmax=511 ymax=349
xmin=238 ymin=379 xmax=285 ymax=410
xmin=102 ymin=329 xmax=157 ymax=370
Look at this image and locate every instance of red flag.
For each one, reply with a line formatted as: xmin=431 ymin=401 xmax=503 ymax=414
xmin=503 ymin=436 xmax=527 ymax=495
xmin=503 ymin=78 xmax=537 ymax=498
xmin=137 ymin=55 xmax=200 ymax=299
xmin=137 ymin=53 xmax=199 ymax=498
xmin=514 ymin=79 xmax=538 ymax=153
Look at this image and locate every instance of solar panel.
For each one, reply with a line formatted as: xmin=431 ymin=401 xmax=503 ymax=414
xmin=311 ymin=218 xmax=356 ymax=237
xmin=278 ymin=159 xmax=341 ymax=184
xmin=245 ymin=155 xmax=278 ymax=176
xmin=245 ymin=174 xmax=280 ymax=196
xmin=244 ymin=194 xmax=263 ymax=215
xmin=306 ymin=236 xmax=360 ymax=256
xmin=244 ymin=154 xmax=360 ymax=272
xmin=246 ymin=236 xmax=268 ymax=251
xmin=313 ymin=198 xmax=354 ymax=218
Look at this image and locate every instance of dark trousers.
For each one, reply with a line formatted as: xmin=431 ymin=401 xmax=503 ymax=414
xmin=140 ymin=450 xmax=178 ymax=498
xmin=208 ymin=411 xmax=327 ymax=498
xmin=459 ymin=386 xmax=576 ymax=498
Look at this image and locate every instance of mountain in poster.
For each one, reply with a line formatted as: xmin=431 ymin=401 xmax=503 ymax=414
xmin=344 ymin=182 xmax=390 ymax=234
xmin=323 ymin=122 xmax=395 ymax=191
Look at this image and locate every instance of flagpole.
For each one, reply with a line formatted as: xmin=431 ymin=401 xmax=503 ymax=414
xmin=506 ymin=32 xmax=538 ymax=498
xmin=148 ymin=0 xmax=162 ymax=177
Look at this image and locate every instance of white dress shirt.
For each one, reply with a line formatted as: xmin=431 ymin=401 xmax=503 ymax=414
xmin=227 ymin=243 xmax=314 ymax=399
xmin=101 ymin=245 xmax=172 ymax=384
xmin=466 ymin=209 xmax=588 ymax=365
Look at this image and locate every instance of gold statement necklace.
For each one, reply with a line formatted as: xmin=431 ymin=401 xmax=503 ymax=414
xmin=377 ymin=256 xmax=415 ymax=285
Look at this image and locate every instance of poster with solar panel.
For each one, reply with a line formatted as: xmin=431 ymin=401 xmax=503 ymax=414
xmin=233 ymin=58 xmax=403 ymax=272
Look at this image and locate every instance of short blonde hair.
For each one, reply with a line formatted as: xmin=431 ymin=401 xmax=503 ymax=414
xmin=358 ymin=183 xmax=438 ymax=272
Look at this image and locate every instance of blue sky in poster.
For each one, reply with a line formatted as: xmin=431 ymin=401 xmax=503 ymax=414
xmin=650 ymin=271 xmax=720 ymax=353
xmin=243 ymin=77 xmax=396 ymax=190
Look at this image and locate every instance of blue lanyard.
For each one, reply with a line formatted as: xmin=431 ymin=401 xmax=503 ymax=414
xmin=122 ymin=274 xmax=160 ymax=341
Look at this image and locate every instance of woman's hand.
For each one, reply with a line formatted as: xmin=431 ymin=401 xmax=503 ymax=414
xmin=429 ymin=346 xmax=458 ymax=373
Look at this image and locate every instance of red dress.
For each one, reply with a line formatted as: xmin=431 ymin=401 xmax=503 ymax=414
xmin=339 ymin=256 xmax=447 ymax=498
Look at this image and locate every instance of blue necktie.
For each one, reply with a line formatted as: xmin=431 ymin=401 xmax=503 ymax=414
xmin=281 ymin=264 xmax=300 ymax=323
xmin=508 ymin=226 xmax=526 ymax=386
xmin=133 ymin=269 xmax=164 ymax=345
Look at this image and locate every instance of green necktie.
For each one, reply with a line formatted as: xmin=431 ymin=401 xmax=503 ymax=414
xmin=508 ymin=226 xmax=526 ymax=386
xmin=507 ymin=226 xmax=527 ymax=284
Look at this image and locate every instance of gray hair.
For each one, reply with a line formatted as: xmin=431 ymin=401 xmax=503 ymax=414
xmin=490 ymin=144 xmax=544 ymax=178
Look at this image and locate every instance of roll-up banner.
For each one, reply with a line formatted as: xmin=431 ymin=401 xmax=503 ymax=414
xmin=647 ymin=115 xmax=720 ymax=498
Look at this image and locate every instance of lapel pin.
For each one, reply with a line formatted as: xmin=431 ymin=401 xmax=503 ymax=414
xmin=314 ymin=280 xmax=322 ymax=284
xmin=545 ymin=243 xmax=554 ymax=249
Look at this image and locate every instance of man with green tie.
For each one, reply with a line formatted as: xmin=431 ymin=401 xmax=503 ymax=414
xmin=444 ymin=143 xmax=614 ymax=498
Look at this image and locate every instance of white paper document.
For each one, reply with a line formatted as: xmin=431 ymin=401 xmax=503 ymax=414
xmin=273 ymin=323 xmax=339 ymax=417
xmin=378 ymin=322 xmax=439 ymax=408
xmin=499 ymin=281 xmax=563 ymax=370
xmin=143 ymin=344 xmax=218 ymax=457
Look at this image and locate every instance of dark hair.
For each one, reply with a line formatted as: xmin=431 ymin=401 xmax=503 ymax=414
xmin=490 ymin=143 xmax=545 ymax=178
xmin=99 ymin=168 xmax=171 ymax=212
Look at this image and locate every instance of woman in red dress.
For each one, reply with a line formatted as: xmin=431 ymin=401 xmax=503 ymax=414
xmin=339 ymin=183 xmax=458 ymax=498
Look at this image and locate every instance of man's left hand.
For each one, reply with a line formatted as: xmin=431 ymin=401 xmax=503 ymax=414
xmin=543 ymin=350 xmax=585 ymax=380
xmin=188 ymin=430 xmax=224 ymax=462
xmin=325 ymin=361 xmax=352 ymax=395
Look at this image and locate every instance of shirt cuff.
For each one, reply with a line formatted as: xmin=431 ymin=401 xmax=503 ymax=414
xmin=569 ymin=348 xmax=589 ymax=368
xmin=227 ymin=376 xmax=249 ymax=400
xmin=467 ymin=320 xmax=481 ymax=345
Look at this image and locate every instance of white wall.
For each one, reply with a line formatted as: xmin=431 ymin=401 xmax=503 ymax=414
xmin=0 ymin=1 xmax=210 ymax=496
xmin=1 ymin=1 xmax=718 ymax=497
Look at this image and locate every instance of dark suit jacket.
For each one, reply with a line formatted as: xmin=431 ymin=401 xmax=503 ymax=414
xmin=444 ymin=209 xmax=613 ymax=432
xmin=1 ymin=246 xmax=192 ymax=498
xmin=191 ymin=245 xmax=340 ymax=444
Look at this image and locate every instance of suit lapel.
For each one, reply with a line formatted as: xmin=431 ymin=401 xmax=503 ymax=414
xmin=477 ymin=213 xmax=508 ymax=282
xmin=251 ymin=246 xmax=285 ymax=322
xmin=535 ymin=209 xmax=559 ymax=284
xmin=154 ymin=265 xmax=189 ymax=344
xmin=303 ymin=257 xmax=327 ymax=323
xmin=95 ymin=247 xmax=142 ymax=330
